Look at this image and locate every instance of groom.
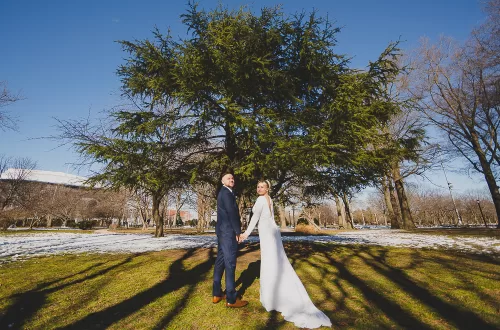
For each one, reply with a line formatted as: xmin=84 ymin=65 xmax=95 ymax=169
xmin=212 ymin=172 xmax=248 ymax=308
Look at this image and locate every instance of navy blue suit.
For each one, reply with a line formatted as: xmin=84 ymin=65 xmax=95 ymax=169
xmin=213 ymin=186 xmax=241 ymax=304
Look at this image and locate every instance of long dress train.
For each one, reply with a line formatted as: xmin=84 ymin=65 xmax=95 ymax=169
xmin=243 ymin=196 xmax=331 ymax=329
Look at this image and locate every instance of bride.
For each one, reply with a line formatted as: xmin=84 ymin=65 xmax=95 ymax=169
xmin=240 ymin=180 xmax=331 ymax=329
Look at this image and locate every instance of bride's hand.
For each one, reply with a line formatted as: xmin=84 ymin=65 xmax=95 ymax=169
xmin=240 ymin=233 xmax=248 ymax=241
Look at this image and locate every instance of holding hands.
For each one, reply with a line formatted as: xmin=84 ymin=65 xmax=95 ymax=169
xmin=237 ymin=233 xmax=248 ymax=243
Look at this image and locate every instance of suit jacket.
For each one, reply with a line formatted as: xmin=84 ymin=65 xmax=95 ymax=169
xmin=216 ymin=186 xmax=241 ymax=237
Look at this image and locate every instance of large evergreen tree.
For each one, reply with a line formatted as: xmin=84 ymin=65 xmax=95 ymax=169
xmin=57 ymin=102 xmax=196 ymax=237
xmin=118 ymin=3 xmax=401 ymax=202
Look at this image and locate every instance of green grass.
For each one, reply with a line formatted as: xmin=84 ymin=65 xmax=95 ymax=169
xmin=0 ymin=243 xmax=499 ymax=329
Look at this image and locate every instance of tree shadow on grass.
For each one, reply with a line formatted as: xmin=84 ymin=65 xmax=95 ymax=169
xmin=51 ymin=248 xmax=212 ymax=330
xmin=362 ymin=249 xmax=499 ymax=330
xmin=428 ymin=253 xmax=500 ymax=309
xmin=151 ymin=248 xmax=215 ymax=330
xmin=59 ymin=243 xmax=260 ymax=330
xmin=147 ymin=243 xmax=260 ymax=330
xmin=257 ymin=310 xmax=287 ymax=329
xmin=286 ymin=243 xmax=499 ymax=330
xmin=0 ymin=256 xmax=136 ymax=330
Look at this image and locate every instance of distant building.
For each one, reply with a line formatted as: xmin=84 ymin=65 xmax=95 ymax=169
xmin=0 ymin=169 xmax=194 ymax=227
xmin=0 ymin=168 xmax=89 ymax=187
xmin=165 ymin=209 xmax=191 ymax=224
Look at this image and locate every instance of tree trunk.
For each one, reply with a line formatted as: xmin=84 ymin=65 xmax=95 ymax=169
xmin=139 ymin=202 xmax=148 ymax=231
xmin=470 ymin=134 xmax=500 ymax=228
xmin=307 ymin=218 xmax=321 ymax=231
xmin=153 ymin=194 xmax=164 ymax=237
xmin=382 ymin=175 xmax=400 ymax=229
xmin=388 ymin=180 xmax=403 ymax=227
xmin=278 ymin=204 xmax=286 ymax=229
xmin=334 ymin=193 xmax=345 ymax=229
xmin=197 ymin=192 xmax=204 ymax=232
xmin=46 ymin=214 xmax=52 ymax=228
xmin=392 ymin=163 xmax=416 ymax=229
xmin=436 ymin=211 xmax=443 ymax=226
xmin=341 ymin=193 xmax=355 ymax=229
xmin=30 ymin=216 xmax=38 ymax=229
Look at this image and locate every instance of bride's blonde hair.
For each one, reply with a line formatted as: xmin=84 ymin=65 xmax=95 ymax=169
xmin=258 ymin=179 xmax=271 ymax=191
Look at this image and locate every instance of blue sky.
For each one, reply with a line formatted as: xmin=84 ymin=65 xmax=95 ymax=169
xmin=0 ymin=0 xmax=489 ymax=195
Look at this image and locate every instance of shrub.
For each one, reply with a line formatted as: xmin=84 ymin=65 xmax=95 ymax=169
xmin=295 ymin=224 xmax=321 ymax=235
xmin=77 ymin=220 xmax=97 ymax=230
xmin=65 ymin=220 xmax=77 ymax=228
xmin=296 ymin=218 xmax=308 ymax=226
xmin=175 ymin=214 xmax=184 ymax=227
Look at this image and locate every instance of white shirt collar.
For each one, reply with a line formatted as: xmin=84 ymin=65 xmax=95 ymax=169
xmin=223 ymin=185 xmax=233 ymax=193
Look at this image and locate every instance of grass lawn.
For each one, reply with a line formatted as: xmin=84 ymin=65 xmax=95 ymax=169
xmin=0 ymin=243 xmax=499 ymax=329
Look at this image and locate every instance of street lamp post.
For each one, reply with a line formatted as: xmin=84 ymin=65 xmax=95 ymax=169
xmin=441 ymin=162 xmax=463 ymax=226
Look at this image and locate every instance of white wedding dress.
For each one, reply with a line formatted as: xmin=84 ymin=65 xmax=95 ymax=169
xmin=243 ymin=196 xmax=332 ymax=329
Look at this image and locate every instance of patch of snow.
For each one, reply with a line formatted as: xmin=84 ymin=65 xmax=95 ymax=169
xmin=0 ymin=230 xmax=498 ymax=263
xmin=281 ymin=230 xmax=499 ymax=255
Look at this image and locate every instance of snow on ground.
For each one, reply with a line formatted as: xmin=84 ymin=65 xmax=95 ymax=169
xmin=0 ymin=230 xmax=498 ymax=263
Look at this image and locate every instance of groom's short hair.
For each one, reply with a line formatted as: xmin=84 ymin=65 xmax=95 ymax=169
xmin=216 ymin=169 xmax=235 ymax=197
xmin=220 ymin=169 xmax=234 ymax=181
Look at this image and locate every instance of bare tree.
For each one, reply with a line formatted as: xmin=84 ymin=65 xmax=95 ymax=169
xmin=316 ymin=203 xmax=336 ymax=228
xmin=377 ymin=70 xmax=438 ymax=229
xmin=91 ymin=189 xmax=130 ymax=227
xmin=0 ymin=81 xmax=23 ymax=131
xmin=0 ymin=157 xmax=36 ymax=229
xmin=334 ymin=193 xmax=346 ymax=228
xmin=367 ymin=191 xmax=388 ymax=226
xmin=408 ymin=1 xmax=500 ymax=226
xmin=300 ymin=204 xmax=321 ymax=230
xmin=0 ymin=157 xmax=36 ymax=211
xmin=171 ymin=188 xmax=193 ymax=227
xmin=367 ymin=180 xmax=497 ymax=228
xmin=193 ymin=183 xmax=215 ymax=232
xmin=17 ymin=182 xmax=51 ymax=229
xmin=0 ymin=155 xmax=10 ymax=176
xmin=131 ymin=189 xmax=151 ymax=230
xmin=50 ymin=187 xmax=83 ymax=227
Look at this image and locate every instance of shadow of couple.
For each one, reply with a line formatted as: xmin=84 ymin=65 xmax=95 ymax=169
xmin=235 ymin=260 xmax=261 ymax=298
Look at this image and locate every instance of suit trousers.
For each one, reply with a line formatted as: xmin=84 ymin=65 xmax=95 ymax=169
xmin=212 ymin=234 xmax=238 ymax=304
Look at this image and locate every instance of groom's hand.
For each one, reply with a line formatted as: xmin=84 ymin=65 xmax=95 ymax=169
xmin=239 ymin=233 xmax=247 ymax=242
xmin=236 ymin=235 xmax=241 ymax=243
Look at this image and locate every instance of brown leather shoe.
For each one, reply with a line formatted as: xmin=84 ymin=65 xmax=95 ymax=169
xmin=226 ymin=298 xmax=248 ymax=308
xmin=212 ymin=294 xmax=226 ymax=304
